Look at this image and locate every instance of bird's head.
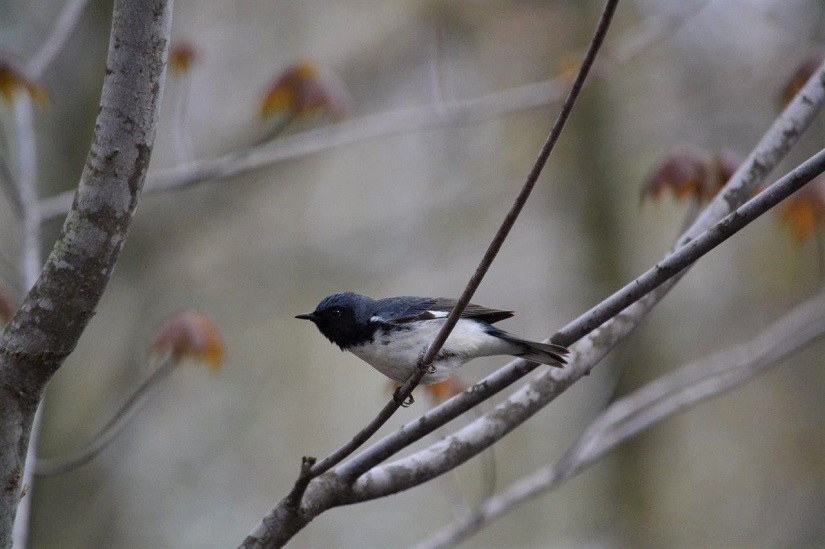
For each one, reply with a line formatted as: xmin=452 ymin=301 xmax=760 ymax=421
xmin=296 ymin=292 xmax=376 ymax=349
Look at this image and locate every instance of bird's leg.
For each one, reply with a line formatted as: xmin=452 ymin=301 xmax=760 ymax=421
xmin=392 ymin=386 xmax=415 ymax=407
xmin=418 ymin=346 xmax=437 ymax=374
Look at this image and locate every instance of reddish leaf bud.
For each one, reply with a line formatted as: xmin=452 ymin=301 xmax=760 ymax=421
xmin=259 ymin=59 xmax=349 ymax=121
xmin=150 ymin=310 xmax=225 ymax=372
xmin=776 ymin=176 xmax=825 ymax=243
xmin=0 ymin=58 xmax=49 ymax=106
xmin=169 ymin=42 xmax=199 ymax=75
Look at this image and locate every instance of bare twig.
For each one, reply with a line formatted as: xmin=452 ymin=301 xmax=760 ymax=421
xmin=39 ymin=78 xmax=569 ymax=221
xmin=417 ymin=290 xmax=825 ymax=549
xmin=34 ymin=354 xmax=178 ymax=477
xmin=309 ymin=0 xmax=620 ymax=482
xmin=240 ymin=2 xmax=620 ymax=546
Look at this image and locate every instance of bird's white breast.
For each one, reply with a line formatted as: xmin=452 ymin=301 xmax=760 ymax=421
xmin=348 ymin=317 xmax=512 ymax=384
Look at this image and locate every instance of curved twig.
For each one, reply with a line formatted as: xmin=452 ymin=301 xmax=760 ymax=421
xmin=34 ymin=354 xmax=178 ymax=477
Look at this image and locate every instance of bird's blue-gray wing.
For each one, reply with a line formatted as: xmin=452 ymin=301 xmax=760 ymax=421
xmin=377 ymin=297 xmax=514 ymax=325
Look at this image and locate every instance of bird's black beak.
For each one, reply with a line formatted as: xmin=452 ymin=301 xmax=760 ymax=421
xmin=295 ymin=313 xmax=317 ymax=322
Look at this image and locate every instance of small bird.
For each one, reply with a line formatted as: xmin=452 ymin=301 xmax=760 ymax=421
xmin=296 ymin=292 xmax=567 ymax=384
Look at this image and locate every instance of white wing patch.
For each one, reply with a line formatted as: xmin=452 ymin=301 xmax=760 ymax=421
xmin=371 ymin=309 xmax=448 ymax=323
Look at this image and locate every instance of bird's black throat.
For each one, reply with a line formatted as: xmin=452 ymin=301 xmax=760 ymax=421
xmin=299 ymin=306 xmax=378 ymax=350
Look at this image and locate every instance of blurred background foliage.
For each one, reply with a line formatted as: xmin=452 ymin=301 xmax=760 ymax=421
xmin=1 ymin=0 xmax=823 ymax=547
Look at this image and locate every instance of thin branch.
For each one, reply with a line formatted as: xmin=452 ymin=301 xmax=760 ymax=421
xmin=310 ymin=0 xmax=619 ymax=481
xmin=394 ymin=0 xmax=621 ymax=398
xmin=34 ymin=354 xmax=178 ymax=477
xmin=417 ymin=290 xmax=825 ymax=549
xmin=40 ymin=78 xmax=569 ymax=221
xmin=37 ymin=1 xmax=706 ymax=223
xmin=26 ymin=0 xmax=90 ymax=79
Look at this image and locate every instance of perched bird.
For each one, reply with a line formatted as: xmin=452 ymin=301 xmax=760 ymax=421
xmin=296 ymin=292 xmax=567 ymax=384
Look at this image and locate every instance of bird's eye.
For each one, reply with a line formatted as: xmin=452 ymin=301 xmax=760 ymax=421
xmin=329 ymin=308 xmax=343 ymax=319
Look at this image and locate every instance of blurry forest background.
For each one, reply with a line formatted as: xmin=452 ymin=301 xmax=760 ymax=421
xmin=1 ymin=0 xmax=824 ymax=547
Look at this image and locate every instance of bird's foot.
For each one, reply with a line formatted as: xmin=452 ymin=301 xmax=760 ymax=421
xmin=417 ymin=348 xmax=437 ymax=374
xmin=393 ymin=387 xmax=415 ymax=407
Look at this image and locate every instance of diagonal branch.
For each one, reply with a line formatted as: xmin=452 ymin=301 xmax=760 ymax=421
xmin=344 ymin=146 xmax=825 ymax=501
xmin=309 ymin=0 xmax=620 ymax=481
xmin=39 ymin=79 xmax=569 ymax=221
xmin=0 ymin=0 xmax=173 ymax=544
xmin=331 ymin=57 xmax=825 ymax=484
xmin=416 ymin=290 xmax=825 ymax=549
xmin=38 ymin=79 xmax=571 ymax=222
xmin=240 ymin=3 xmax=621 ymax=547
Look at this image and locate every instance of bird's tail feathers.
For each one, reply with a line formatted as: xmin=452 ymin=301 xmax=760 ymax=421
xmin=504 ymin=336 xmax=568 ymax=367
